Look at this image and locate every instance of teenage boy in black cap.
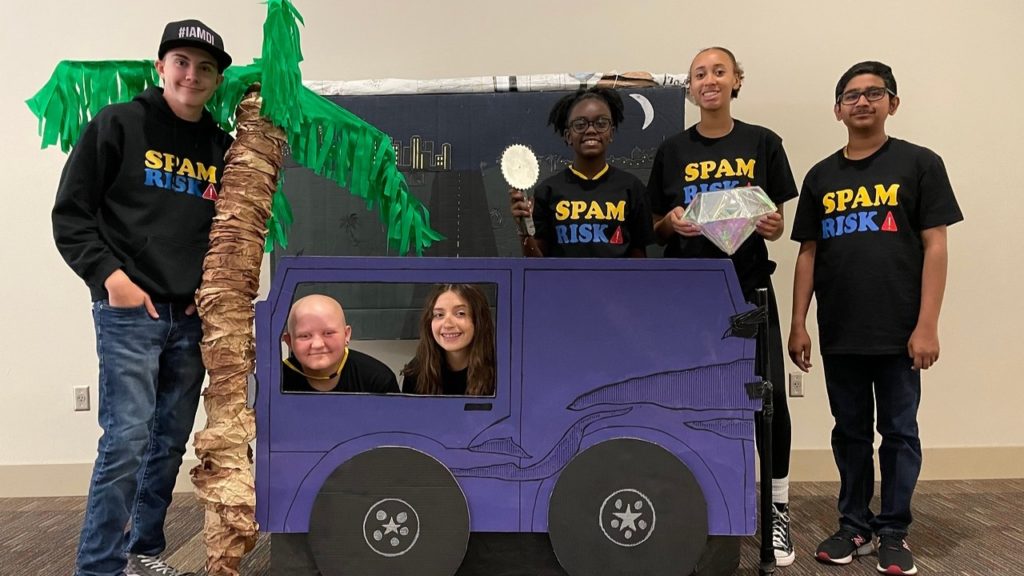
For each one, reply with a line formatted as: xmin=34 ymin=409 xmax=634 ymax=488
xmin=788 ymin=61 xmax=963 ymax=576
xmin=52 ymin=18 xmax=233 ymax=576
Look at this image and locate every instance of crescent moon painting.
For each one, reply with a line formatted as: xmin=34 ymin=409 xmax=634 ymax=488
xmin=629 ymin=93 xmax=655 ymax=130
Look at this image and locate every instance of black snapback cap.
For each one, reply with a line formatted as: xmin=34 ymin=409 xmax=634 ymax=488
xmin=158 ymin=19 xmax=231 ymax=72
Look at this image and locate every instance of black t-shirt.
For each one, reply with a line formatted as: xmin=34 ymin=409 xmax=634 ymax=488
xmin=281 ymin=349 xmax=399 ymax=393
xmin=647 ymin=120 xmax=798 ymax=297
xmin=791 ymin=138 xmax=964 ymax=354
xmin=402 ymin=362 xmax=469 ymax=395
xmin=532 ymin=166 xmax=654 ymax=258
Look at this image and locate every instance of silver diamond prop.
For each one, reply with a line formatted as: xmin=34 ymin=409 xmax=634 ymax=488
xmin=682 ymin=186 xmax=777 ymax=255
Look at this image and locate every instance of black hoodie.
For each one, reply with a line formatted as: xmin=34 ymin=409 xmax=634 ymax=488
xmin=52 ymin=87 xmax=234 ymax=302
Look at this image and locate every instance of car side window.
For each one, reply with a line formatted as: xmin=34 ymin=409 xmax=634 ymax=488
xmin=279 ymin=282 xmax=498 ymax=397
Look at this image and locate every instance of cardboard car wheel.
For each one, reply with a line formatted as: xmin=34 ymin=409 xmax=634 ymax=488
xmin=548 ymin=439 xmax=708 ymax=576
xmin=309 ymin=447 xmax=470 ymax=576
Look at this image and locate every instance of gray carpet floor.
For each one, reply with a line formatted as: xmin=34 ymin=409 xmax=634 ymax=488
xmin=2 ymin=479 xmax=1021 ymax=575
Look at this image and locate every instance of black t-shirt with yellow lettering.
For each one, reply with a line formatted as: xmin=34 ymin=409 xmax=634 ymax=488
xmin=532 ymin=166 xmax=653 ymax=258
xmin=791 ymin=137 xmax=963 ymax=354
xmin=647 ymin=120 xmax=798 ymax=298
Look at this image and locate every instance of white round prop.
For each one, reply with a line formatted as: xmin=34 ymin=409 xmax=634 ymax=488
xmin=500 ymin=144 xmax=540 ymax=190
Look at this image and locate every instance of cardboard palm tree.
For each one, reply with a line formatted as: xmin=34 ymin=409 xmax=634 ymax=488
xmin=28 ymin=1 xmax=441 ymax=574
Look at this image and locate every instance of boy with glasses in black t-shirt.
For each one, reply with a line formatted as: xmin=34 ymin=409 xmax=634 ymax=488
xmin=789 ymin=61 xmax=964 ymax=576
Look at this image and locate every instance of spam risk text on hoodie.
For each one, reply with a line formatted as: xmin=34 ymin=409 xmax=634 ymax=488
xmin=52 ymin=87 xmax=234 ymax=302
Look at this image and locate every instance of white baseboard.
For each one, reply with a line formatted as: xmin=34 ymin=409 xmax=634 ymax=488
xmin=2 ymin=447 xmax=1022 ymax=497
xmin=786 ymin=446 xmax=1024 ymax=482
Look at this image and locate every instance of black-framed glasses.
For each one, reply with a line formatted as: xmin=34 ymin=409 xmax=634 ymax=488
xmin=838 ymin=86 xmax=894 ymax=105
xmin=568 ymin=116 xmax=613 ymax=134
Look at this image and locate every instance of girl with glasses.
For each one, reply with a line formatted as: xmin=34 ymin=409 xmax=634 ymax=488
xmin=509 ymin=87 xmax=653 ymax=258
xmin=646 ymin=46 xmax=800 ymax=567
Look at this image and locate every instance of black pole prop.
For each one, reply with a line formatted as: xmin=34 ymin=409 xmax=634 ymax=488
xmin=755 ymin=287 xmax=776 ymax=576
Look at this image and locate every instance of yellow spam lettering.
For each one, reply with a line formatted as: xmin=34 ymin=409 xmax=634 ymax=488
xmin=734 ymin=158 xmax=755 ymax=179
xmin=197 ymin=164 xmax=218 ymax=184
xmin=874 ymin=183 xmax=899 ymax=207
xmin=161 ymin=153 xmax=178 ymax=172
xmin=699 ymin=161 xmax=717 ymax=179
xmin=144 ymin=150 xmax=163 ymax=169
xmin=604 ymin=201 xmax=625 ymax=221
xmin=143 ymin=150 xmax=179 ymax=172
xmin=144 ymin=150 xmax=218 ymax=183
xmin=177 ymin=158 xmax=196 ymax=179
xmin=554 ymin=200 xmax=626 ymax=221
xmin=684 ymin=158 xmax=757 ymax=181
xmin=823 ymin=184 xmax=900 ymax=214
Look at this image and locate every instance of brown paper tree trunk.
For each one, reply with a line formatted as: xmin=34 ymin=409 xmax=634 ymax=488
xmin=191 ymin=84 xmax=286 ymax=576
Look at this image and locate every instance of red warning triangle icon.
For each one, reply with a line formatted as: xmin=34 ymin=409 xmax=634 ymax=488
xmin=202 ymin=184 xmax=219 ymax=201
xmin=609 ymin=226 xmax=624 ymax=244
xmin=881 ymin=211 xmax=898 ymax=232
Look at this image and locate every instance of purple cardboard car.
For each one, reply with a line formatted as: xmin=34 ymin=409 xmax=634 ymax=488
xmin=255 ymin=256 xmax=760 ymax=576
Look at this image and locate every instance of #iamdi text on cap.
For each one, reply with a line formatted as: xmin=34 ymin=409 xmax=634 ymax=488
xmin=177 ymin=25 xmax=215 ymax=44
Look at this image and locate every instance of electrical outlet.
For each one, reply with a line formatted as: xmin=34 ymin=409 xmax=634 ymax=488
xmin=74 ymin=386 xmax=90 ymax=411
xmin=788 ymin=373 xmax=804 ymax=398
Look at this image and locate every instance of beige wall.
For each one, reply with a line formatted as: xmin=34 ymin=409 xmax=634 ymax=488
xmin=2 ymin=0 xmax=1021 ymax=495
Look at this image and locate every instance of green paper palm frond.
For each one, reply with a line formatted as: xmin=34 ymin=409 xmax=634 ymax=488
xmin=27 ymin=0 xmax=442 ymax=256
xmin=265 ymin=179 xmax=294 ymax=252
xmin=287 ymin=85 xmax=444 ymax=255
xmin=213 ymin=0 xmax=442 ymax=256
xmin=259 ymin=0 xmax=304 ymax=140
xmin=208 ymin=63 xmax=263 ymax=132
xmin=209 ymin=67 xmax=444 ymax=256
xmin=26 ymin=60 xmax=159 ymax=152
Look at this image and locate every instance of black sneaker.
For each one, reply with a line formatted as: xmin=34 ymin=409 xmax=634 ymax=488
xmin=125 ymin=554 xmax=195 ymax=576
xmin=876 ymin=534 xmax=918 ymax=575
xmin=815 ymin=527 xmax=872 ymax=565
xmin=771 ymin=503 xmax=795 ymax=566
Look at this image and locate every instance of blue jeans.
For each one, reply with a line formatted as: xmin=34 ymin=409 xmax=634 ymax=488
xmin=822 ymin=354 xmax=922 ymax=538
xmin=75 ymin=301 xmax=205 ymax=576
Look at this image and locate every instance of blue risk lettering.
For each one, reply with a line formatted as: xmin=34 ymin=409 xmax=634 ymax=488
xmin=144 ymin=169 xmax=206 ymax=197
xmin=821 ymin=211 xmax=879 ymax=239
xmin=556 ymin=223 xmax=610 ymax=244
xmin=683 ymin=180 xmax=741 ymax=204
